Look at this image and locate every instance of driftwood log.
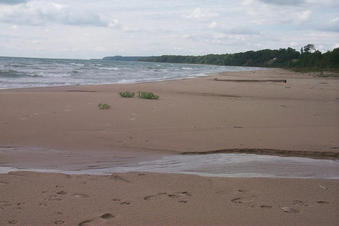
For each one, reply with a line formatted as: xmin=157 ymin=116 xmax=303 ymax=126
xmin=214 ymin=78 xmax=287 ymax=83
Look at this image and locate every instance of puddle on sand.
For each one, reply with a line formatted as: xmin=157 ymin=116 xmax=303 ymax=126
xmin=111 ymin=154 xmax=339 ymax=179
xmin=0 ymin=147 xmax=338 ymax=179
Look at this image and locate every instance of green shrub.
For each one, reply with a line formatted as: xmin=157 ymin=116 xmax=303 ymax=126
xmin=98 ymin=103 xmax=110 ymax=110
xmin=138 ymin=91 xmax=159 ymax=100
xmin=119 ymin=91 xmax=135 ymax=98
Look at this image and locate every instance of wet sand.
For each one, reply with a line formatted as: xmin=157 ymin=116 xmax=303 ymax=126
xmin=0 ymin=68 xmax=339 ymax=225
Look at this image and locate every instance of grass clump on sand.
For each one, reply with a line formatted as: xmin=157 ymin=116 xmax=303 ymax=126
xmin=98 ymin=103 xmax=110 ymax=110
xmin=138 ymin=91 xmax=159 ymax=100
xmin=119 ymin=91 xmax=135 ymax=98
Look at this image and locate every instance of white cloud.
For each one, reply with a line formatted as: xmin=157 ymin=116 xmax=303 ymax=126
xmin=185 ymin=8 xmax=219 ymax=20
xmin=259 ymin=0 xmax=305 ymax=6
xmin=330 ymin=17 xmax=339 ymax=23
xmin=208 ymin=21 xmax=217 ymax=29
xmin=298 ymin=10 xmax=311 ymax=21
xmin=0 ymin=0 xmax=338 ymax=58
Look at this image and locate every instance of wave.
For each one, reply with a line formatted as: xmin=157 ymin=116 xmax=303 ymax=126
xmin=0 ymin=69 xmax=35 ymax=78
xmin=0 ymin=57 xmax=264 ymax=89
xmin=182 ymin=67 xmax=193 ymax=70
xmin=101 ymin=67 xmax=119 ymax=71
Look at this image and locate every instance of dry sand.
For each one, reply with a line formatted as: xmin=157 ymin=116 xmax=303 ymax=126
xmin=0 ymin=68 xmax=338 ymax=155
xmin=0 ymin=172 xmax=338 ymax=226
xmin=0 ymin=68 xmax=339 ymax=225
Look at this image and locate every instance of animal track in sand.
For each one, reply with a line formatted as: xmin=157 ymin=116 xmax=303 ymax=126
xmin=78 ymin=213 xmax=114 ymax=226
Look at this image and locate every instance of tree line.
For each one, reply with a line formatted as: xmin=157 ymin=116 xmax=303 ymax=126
xmin=139 ymin=44 xmax=339 ymax=71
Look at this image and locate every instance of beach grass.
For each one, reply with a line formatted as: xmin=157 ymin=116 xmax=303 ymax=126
xmin=138 ymin=91 xmax=159 ymax=100
xmin=120 ymin=91 xmax=135 ymax=98
xmin=98 ymin=103 xmax=110 ymax=110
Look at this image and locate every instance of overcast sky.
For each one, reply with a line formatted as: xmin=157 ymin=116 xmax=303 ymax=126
xmin=0 ymin=0 xmax=338 ymax=59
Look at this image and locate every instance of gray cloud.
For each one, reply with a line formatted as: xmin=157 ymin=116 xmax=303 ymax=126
xmin=0 ymin=2 xmax=111 ymax=27
xmin=0 ymin=0 xmax=28 ymax=4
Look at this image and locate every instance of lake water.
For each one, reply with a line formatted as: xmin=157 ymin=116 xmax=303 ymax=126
xmin=0 ymin=56 xmax=262 ymax=89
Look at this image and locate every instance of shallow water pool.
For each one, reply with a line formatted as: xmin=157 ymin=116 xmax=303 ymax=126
xmin=1 ymin=147 xmax=338 ymax=179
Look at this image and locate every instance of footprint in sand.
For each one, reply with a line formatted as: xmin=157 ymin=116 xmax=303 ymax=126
xmin=110 ymin=175 xmax=130 ymax=183
xmin=112 ymin=198 xmax=131 ymax=206
xmin=8 ymin=220 xmax=17 ymax=224
xmin=319 ymin=185 xmax=328 ymax=190
xmin=293 ymin=200 xmax=308 ymax=207
xmin=78 ymin=213 xmax=114 ymax=226
xmin=15 ymin=202 xmax=25 ymax=210
xmin=54 ymin=220 xmax=64 ymax=224
xmin=39 ymin=202 xmax=48 ymax=207
xmin=0 ymin=201 xmax=12 ymax=209
xmin=260 ymin=205 xmax=273 ymax=209
xmin=120 ymin=201 xmax=130 ymax=205
xmin=230 ymin=189 xmax=259 ymax=207
xmin=47 ymin=195 xmax=63 ymax=201
xmin=280 ymin=207 xmax=299 ymax=213
xmin=316 ymin=200 xmax=329 ymax=204
xmin=72 ymin=193 xmax=90 ymax=198
xmin=144 ymin=192 xmax=191 ymax=203
xmin=231 ymin=195 xmax=257 ymax=206
xmin=56 ymin=191 xmax=67 ymax=195
xmin=144 ymin=195 xmax=159 ymax=201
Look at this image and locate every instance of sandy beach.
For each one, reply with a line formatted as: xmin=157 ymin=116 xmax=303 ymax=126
xmin=0 ymin=68 xmax=339 ymax=225
xmin=0 ymin=172 xmax=338 ymax=226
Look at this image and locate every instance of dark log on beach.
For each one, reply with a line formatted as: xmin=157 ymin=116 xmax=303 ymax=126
xmin=181 ymin=148 xmax=339 ymax=160
xmin=214 ymin=78 xmax=287 ymax=83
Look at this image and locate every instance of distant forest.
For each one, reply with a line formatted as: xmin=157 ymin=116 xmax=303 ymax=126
xmin=139 ymin=44 xmax=339 ymax=71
